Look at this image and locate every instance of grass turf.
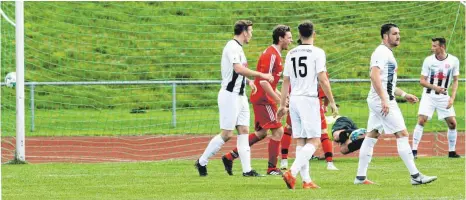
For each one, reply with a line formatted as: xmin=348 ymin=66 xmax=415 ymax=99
xmin=2 ymin=157 xmax=464 ymax=199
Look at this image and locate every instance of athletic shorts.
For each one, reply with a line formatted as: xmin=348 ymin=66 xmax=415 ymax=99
xmin=253 ymin=104 xmax=282 ymax=131
xmin=289 ymin=96 xmax=321 ymax=139
xmin=286 ymin=98 xmax=327 ymax=130
xmin=418 ymin=93 xmax=455 ymax=120
xmin=218 ymin=89 xmax=250 ymax=130
xmin=366 ymin=98 xmax=406 ymax=134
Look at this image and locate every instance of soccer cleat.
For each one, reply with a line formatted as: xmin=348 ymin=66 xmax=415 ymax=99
xmin=448 ymin=151 xmax=461 ymax=158
xmin=282 ymin=170 xmax=296 ymax=189
xmin=354 ymin=178 xmax=376 ymax=185
xmin=243 ymin=169 xmax=265 ymax=177
xmin=302 ymin=181 xmax=320 ymax=189
xmin=412 ymin=150 xmax=418 ymax=159
xmin=326 ymin=162 xmax=339 ymax=170
xmin=411 ymin=173 xmax=437 ymax=185
xmin=221 ymin=155 xmax=233 ymax=175
xmin=194 ymin=159 xmax=208 ymax=176
xmin=280 ymin=159 xmax=288 ymax=170
xmin=267 ymin=168 xmax=283 ymax=176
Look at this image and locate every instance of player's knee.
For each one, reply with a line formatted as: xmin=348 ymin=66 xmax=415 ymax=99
xmin=220 ymin=130 xmax=234 ymax=141
xmin=270 ymin=128 xmax=283 ymax=140
xmin=256 ymin=130 xmax=267 ymax=140
xmin=236 ymin=126 xmax=249 ymax=135
xmin=444 ymin=117 xmax=456 ymax=129
xmin=309 ymin=138 xmax=321 ymax=147
xmin=366 ymin=130 xmax=380 ymax=139
xmin=447 ymin=121 xmax=456 ymax=129
xmin=417 ymin=116 xmax=428 ymax=126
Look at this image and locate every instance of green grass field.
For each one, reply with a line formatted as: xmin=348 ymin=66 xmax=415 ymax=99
xmin=2 ymin=157 xmax=464 ymax=199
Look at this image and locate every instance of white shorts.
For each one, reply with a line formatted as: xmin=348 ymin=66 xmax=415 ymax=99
xmin=218 ymin=89 xmax=250 ymax=130
xmin=366 ymin=98 xmax=406 ymax=134
xmin=418 ymin=93 xmax=455 ymax=120
xmin=289 ymin=96 xmax=321 ymax=139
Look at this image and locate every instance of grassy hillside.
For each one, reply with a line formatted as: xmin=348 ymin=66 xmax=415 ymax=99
xmin=1 ymin=2 xmax=464 ymax=136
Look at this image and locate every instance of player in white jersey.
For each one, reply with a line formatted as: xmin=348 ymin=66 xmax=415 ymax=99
xmin=412 ymin=37 xmax=461 ymax=158
xmin=195 ymin=20 xmax=274 ymax=177
xmin=354 ymin=23 xmax=437 ymax=186
xmin=277 ymin=20 xmax=338 ymax=190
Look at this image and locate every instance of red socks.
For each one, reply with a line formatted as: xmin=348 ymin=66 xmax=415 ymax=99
xmin=321 ymin=133 xmax=333 ymax=162
xmin=281 ymin=127 xmax=292 ymax=159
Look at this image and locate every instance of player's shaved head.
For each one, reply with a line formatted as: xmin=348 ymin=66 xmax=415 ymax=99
xmin=298 ymin=20 xmax=314 ymax=39
xmin=272 ymin=25 xmax=291 ymax=45
xmin=234 ymin=20 xmax=253 ymax=35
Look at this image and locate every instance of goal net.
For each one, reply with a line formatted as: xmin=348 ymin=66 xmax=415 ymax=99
xmin=1 ymin=1 xmax=464 ymax=162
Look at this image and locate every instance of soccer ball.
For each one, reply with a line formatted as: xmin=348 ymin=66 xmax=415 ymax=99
xmin=350 ymin=128 xmax=366 ymax=141
xmin=4 ymin=72 xmax=16 ymax=88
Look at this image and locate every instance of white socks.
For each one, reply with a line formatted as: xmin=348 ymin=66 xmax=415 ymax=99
xmin=356 ymin=137 xmax=377 ymax=177
xmin=294 ymin=146 xmax=312 ymax=183
xmin=199 ymin=134 xmax=225 ymax=166
xmin=412 ymin=124 xmax=424 ymax=150
xmin=237 ymin=134 xmax=252 ymax=173
xmin=413 ymin=124 xmax=457 ymax=152
xmin=290 ymin=143 xmax=316 ymax=178
xmin=397 ymin=137 xmax=419 ymax=175
xmin=448 ymin=129 xmax=457 ymax=152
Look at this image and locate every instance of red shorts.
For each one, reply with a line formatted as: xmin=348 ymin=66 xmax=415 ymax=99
xmin=286 ymin=99 xmax=327 ymax=129
xmin=253 ymin=104 xmax=282 ymax=131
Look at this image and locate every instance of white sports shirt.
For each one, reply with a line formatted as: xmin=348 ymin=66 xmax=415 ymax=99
xmin=368 ymin=44 xmax=398 ymax=101
xmin=220 ymin=39 xmax=248 ymax=95
xmin=421 ymin=54 xmax=460 ymax=95
xmin=283 ymin=44 xmax=326 ymax=97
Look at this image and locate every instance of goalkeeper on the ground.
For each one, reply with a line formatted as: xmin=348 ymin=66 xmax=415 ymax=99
xmin=329 ymin=116 xmax=366 ymax=155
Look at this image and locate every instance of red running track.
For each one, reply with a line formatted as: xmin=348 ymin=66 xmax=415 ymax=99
xmin=1 ymin=133 xmax=464 ymax=163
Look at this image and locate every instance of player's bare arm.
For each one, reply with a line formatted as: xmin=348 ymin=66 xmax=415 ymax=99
xmin=318 ymin=71 xmax=338 ymax=117
xmin=370 ymin=66 xmax=389 ymax=116
xmin=395 ymin=87 xmax=418 ymax=104
xmin=233 ymin=63 xmax=274 ymax=83
xmin=246 ymin=78 xmax=257 ymax=95
xmin=447 ymin=76 xmax=458 ymax=109
xmin=419 ymin=75 xmax=446 ymax=94
xmin=277 ymin=76 xmax=290 ymax=120
xmin=260 ymin=80 xmax=280 ymax=103
xmin=275 ymin=88 xmax=281 ymax=101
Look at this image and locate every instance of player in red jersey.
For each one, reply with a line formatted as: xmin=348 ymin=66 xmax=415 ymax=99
xmin=222 ymin=25 xmax=293 ymax=176
xmin=280 ymin=71 xmax=339 ymax=170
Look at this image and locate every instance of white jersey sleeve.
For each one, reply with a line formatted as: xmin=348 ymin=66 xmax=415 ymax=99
xmin=453 ymin=57 xmax=460 ymax=76
xmin=226 ymin=47 xmax=241 ymax=65
xmin=283 ymin=52 xmax=291 ymax=77
xmin=370 ymin=48 xmax=386 ymax=70
xmin=316 ymin=49 xmax=327 ymax=73
xmin=421 ymin=57 xmax=429 ymax=77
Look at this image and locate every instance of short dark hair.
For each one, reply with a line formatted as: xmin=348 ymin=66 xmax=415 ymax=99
xmin=432 ymin=37 xmax=446 ymax=47
xmin=298 ymin=20 xmax=314 ymax=39
xmin=234 ymin=20 xmax=253 ymax=35
xmin=380 ymin=23 xmax=398 ymax=39
xmin=272 ymin=25 xmax=291 ymax=45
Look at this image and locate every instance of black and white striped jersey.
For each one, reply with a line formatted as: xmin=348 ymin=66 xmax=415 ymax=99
xmin=220 ymin=39 xmax=248 ymax=95
xmin=368 ymin=44 xmax=398 ymax=101
xmin=421 ymin=54 xmax=460 ymax=95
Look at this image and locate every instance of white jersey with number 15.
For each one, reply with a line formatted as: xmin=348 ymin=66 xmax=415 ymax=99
xmin=283 ymin=44 xmax=327 ymax=97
